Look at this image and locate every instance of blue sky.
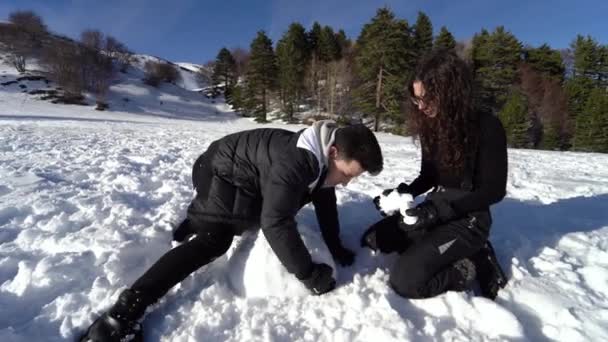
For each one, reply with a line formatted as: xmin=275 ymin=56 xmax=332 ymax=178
xmin=1 ymin=0 xmax=606 ymax=64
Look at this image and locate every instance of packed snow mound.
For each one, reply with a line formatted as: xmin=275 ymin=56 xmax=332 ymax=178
xmin=225 ymin=225 xmax=336 ymax=298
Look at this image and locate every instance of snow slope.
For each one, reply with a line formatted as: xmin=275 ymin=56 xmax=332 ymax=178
xmin=174 ymin=62 xmax=209 ymax=92
xmin=0 ymin=53 xmax=216 ymax=124
xmin=1 ymin=61 xmax=608 ymax=342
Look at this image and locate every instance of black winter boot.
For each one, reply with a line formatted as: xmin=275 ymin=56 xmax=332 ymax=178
xmin=471 ymin=241 xmax=508 ymax=300
xmin=80 ymin=289 xmax=148 ymax=342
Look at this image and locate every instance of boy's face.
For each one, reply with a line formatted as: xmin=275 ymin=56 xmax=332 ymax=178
xmin=324 ymin=146 xmax=364 ymax=188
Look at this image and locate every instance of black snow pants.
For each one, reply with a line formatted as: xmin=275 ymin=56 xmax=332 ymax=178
xmin=131 ymin=152 xmax=238 ymax=306
xmin=131 ymin=219 xmax=235 ymax=305
xmin=368 ymin=207 xmax=490 ymax=299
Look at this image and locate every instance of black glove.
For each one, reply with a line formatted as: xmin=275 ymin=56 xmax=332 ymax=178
xmin=373 ymin=183 xmax=412 ymax=214
xmin=402 ymin=196 xmax=456 ymax=232
xmin=395 ymin=182 xmax=412 ymax=194
xmin=361 ymin=226 xmax=379 ymax=251
xmin=402 ymin=201 xmax=439 ymax=231
xmin=372 ymin=193 xmax=387 ymax=212
xmin=330 ymin=245 xmax=355 ymax=266
xmin=300 ymin=263 xmax=336 ymax=295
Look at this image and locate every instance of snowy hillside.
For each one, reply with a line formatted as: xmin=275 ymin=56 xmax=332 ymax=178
xmin=130 ymin=55 xmax=207 ymax=92
xmin=0 ymin=52 xmax=214 ymax=123
xmin=1 ymin=57 xmax=608 ymax=342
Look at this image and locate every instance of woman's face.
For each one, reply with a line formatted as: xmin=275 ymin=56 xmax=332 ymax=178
xmin=412 ymin=81 xmax=438 ymax=118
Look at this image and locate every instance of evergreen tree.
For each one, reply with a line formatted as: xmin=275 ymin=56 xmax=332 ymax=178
xmin=601 ymin=45 xmax=608 ymax=87
xmin=412 ymin=11 xmax=433 ymax=62
xmin=229 ymin=83 xmax=244 ymax=112
xmin=565 ymin=35 xmax=606 ymax=147
xmin=574 ymin=87 xmax=608 ymax=152
xmin=434 ymin=26 xmax=456 ymax=51
xmin=306 ymin=22 xmax=324 ymax=113
xmin=307 ymin=22 xmax=323 ymax=55
xmin=565 ymin=76 xmax=594 ymax=128
xmin=470 ymin=29 xmax=492 ymax=112
xmin=489 ymin=26 xmax=522 ymax=102
xmin=499 ymin=89 xmax=532 ymax=148
xmin=523 ymin=44 xmax=565 ymax=81
xmin=318 ymin=26 xmax=340 ymax=62
xmin=541 ymin=121 xmax=561 ymax=150
xmin=571 ymin=35 xmax=608 ymax=87
xmin=276 ymin=23 xmax=308 ymax=121
xmin=212 ymin=47 xmax=237 ymax=101
xmin=472 ymin=26 xmax=522 ymax=114
xmin=470 ymin=29 xmax=491 ymax=67
xmin=246 ymin=31 xmax=278 ymax=122
xmin=572 ymin=35 xmax=598 ymax=79
xmin=242 ymin=81 xmax=259 ymax=117
xmin=335 ymin=29 xmax=351 ymax=56
xmin=354 ymin=7 xmax=413 ymax=131
xmin=229 ymin=80 xmax=261 ymax=118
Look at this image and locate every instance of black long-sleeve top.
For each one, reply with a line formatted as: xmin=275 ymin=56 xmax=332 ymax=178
xmin=408 ymin=113 xmax=508 ymax=216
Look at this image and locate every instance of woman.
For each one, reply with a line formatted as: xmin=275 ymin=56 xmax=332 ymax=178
xmin=362 ymin=49 xmax=508 ymax=300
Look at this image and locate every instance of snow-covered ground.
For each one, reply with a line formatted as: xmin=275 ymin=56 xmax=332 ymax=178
xmin=1 ymin=60 xmax=608 ymax=342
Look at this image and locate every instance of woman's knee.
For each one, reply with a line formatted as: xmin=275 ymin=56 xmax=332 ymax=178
xmin=389 ymin=257 xmax=431 ymax=299
xmin=388 ymin=242 xmax=441 ymax=298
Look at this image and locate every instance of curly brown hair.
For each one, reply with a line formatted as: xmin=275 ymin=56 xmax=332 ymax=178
xmin=407 ymin=50 xmax=479 ymax=175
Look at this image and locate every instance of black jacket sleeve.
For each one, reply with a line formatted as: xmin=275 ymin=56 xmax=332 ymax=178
xmin=312 ymin=187 xmax=342 ymax=253
xmin=260 ymin=162 xmax=316 ymax=280
xmin=451 ymin=115 xmax=508 ymax=215
xmin=409 ymin=150 xmax=436 ymax=197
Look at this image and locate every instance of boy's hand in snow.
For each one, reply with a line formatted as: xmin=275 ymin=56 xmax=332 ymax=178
xmin=330 ymin=245 xmax=355 ymax=266
xmin=300 ymin=263 xmax=336 ymax=295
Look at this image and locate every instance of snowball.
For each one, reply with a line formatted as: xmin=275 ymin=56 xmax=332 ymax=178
xmin=378 ymin=190 xmax=417 ymax=224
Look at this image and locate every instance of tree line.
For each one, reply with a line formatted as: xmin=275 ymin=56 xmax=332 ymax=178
xmin=211 ymin=7 xmax=607 ymax=153
xmin=1 ymin=8 xmax=605 ymax=152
